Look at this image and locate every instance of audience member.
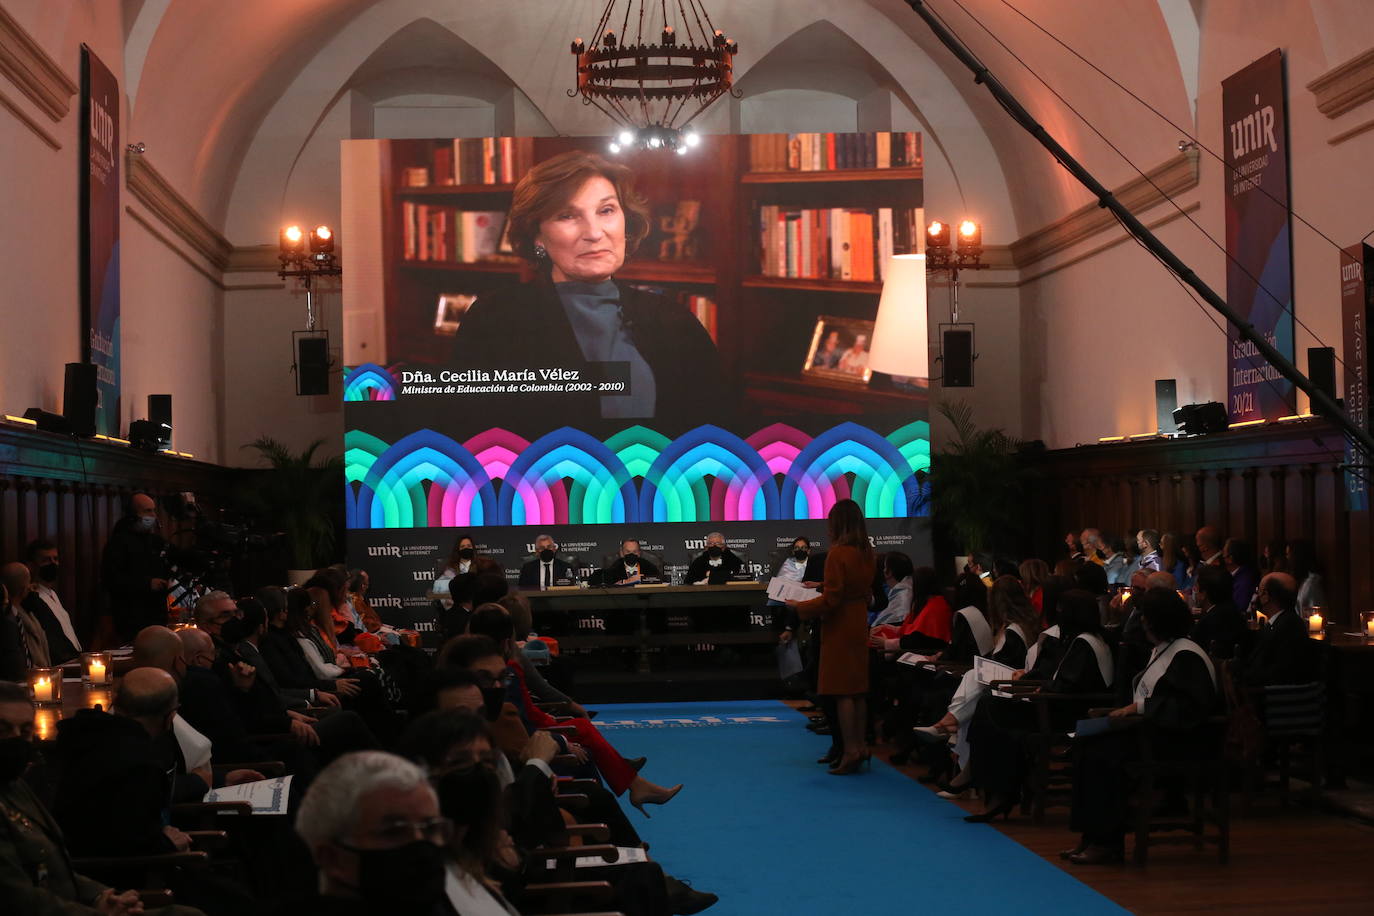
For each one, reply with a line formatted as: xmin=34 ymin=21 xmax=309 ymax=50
xmin=1079 ymin=528 xmax=1104 ymax=565
xmin=1190 ymin=565 xmax=1244 ymax=659
xmin=1243 ymin=572 xmax=1313 ymax=686
xmin=290 ymin=751 xmax=451 ymax=914
xmin=1286 ymin=539 xmax=1326 ymax=617
xmin=0 ymin=680 xmax=204 ymax=914
xmin=1159 ymin=531 xmax=1190 ymax=589
xmin=869 ymin=552 xmax=915 ymax=627
xmin=1195 ymin=526 xmax=1224 ymax=567
xmin=2 ymin=563 xmax=49 ymax=671
xmin=1223 ymin=538 xmax=1260 ymax=614
xmin=1066 ymin=590 xmax=1218 ymax=865
xmin=1019 ymin=558 xmax=1050 ymax=616
xmin=1135 ymin=529 xmax=1163 ymax=572
xmin=22 ymin=539 xmax=82 ymax=664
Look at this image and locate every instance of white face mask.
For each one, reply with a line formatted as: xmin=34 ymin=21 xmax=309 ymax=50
xmin=137 ymin=516 xmax=156 ymax=532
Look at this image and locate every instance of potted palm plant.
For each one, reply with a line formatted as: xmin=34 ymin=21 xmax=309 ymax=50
xmin=920 ymin=400 xmax=1029 ymax=561
xmin=240 ymin=436 xmax=344 ymax=583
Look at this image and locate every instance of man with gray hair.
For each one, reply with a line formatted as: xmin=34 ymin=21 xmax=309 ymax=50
xmin=518 ymin=533 xmax=577 ymax=590
xmin=294 ymin=751 xmax=450 ymax=912
xmin=686 ymin=531 xmax=742 ymax=585
xmin=192 ymin=590 xmax=238 ymax=643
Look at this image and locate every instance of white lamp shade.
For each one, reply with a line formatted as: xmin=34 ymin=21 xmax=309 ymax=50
xmin=869 ymin=254 xmax=929 ymax=378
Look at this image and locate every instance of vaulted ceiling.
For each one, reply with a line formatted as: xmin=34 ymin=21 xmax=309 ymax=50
xmin=107 ymin=1 xmax=1355 ymax=241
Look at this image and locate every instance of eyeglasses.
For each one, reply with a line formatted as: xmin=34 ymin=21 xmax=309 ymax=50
xmin=472 ymin=669 xmax=515 ymax=688
xmin=354 ymin=816 xmax=455 ymax=848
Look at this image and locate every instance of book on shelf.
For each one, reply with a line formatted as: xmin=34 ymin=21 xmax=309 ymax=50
xmin=408 ymin=137 xmax=535 ymax=188
xmin=627 ymin=284 xmax=719 ymax=344
xmin=757 ymin=205 xmax=921 ymax=283
xmin=402 ymin=205 xmax=514 ymax=264
xmin=748 ymin=132 xmax=923 ymax=173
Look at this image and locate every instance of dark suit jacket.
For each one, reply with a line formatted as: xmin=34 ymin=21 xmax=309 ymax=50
xmin=237 ymin=638 xmax=312 ymax=709
xmin=687 ymin=549 xmax=743 ymax=585
xmin=0 ymin=610 xmax=24 ymax=681
xmin=177 ymin=665 xmax=266 ymax=764
xmin=519 ymin=558 xmax=576 ymax=590
xmin=1191 ymin=601 xmax=1245 ymax=659
xmin=22 ymin=592 xmax=79 ymax=665
xmin=99 ymin=517 xmax=172 ymax=637
xmin=51 ymin=710 xmax=174 ymax=857
xmin=598 ymin=556 xmax=662 ymax=585
xmin=1244 ymin=609 xmax=1312 ymax=686
xmin=260 ymin=626 xmax=335 ymax=693
xmin=451 ymin=275 xmax=726 ymax=427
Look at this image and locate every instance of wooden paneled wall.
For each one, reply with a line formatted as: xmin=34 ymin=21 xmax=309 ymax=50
xmin=1024 ymin=418 xmax=1372 ymax=625
xmin=0 ymin=426 xmax=235 ymax=647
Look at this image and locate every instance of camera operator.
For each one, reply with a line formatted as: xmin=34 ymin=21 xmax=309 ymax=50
xmin=101 ymin=493 xmax=175 ymax=641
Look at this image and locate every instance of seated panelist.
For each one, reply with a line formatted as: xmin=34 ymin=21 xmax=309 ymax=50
xmin=687 ymin=531 xmax=743 ymax=585
xmin=518 ymin=533 xmax=577 ymax=590
xmin=602 ymin=538 xmax=661 ymax=586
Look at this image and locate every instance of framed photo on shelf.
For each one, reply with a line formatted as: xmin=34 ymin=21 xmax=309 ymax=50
xmin=803 ymin=315 xmax=873 ymax=384
xmin=433 ymin=293 xmax=476 ymax=336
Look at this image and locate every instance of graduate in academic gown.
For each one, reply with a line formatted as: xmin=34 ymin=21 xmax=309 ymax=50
xmin=1066 ymin=589 xmax=1219 ymax=865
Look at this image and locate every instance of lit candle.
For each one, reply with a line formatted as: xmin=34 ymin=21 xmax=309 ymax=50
xmin=1308 ymin=612 xmax=1324 ymax=635
xmin=33 ymin=676 xmax=52 ymax=703
xmin=89 ymin=660 xmax=106 ymax=683
xmin=1367 ymin=618 xmax=1374 ymax=638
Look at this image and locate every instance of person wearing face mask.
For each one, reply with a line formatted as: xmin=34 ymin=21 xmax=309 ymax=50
xmin=449 ymin=150 xmax=725 ymax=426
xmin=101 ymin=492 xmax=175 ymax=640
xmin=602 ymin=538 xmax=662 ymax=586
xmin=686 ymin=532 xmax=742 ymax=586
xmin=22 ymin=539 xmax=81 ymax=664
xmin=290 ymin=750 xmax=453 ymax=915
xmin=0 ymin=680 xmax=206 ymax=915
xmin=518 ymin=534 xmax=577 ymax=591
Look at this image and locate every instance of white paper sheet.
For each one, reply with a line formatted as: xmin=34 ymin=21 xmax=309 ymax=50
xmin=766 ymin=578 xmax=820 ymax=603
xmin=203 ymin=775 xmax=293 ymax=815
xmin=973 ymin=655 xmax=1016 ymax=686
xmin=896 ymin=652 xmax=933 ymax=667
xmin=545 ymin=846 xmax=650 ymax=870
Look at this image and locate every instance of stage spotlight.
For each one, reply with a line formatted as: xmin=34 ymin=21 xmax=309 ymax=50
xmin=280 ymin=225 xmax=305 ymax=257
xmin=618 ymin=130 xmax=635 ymax=146
xmin=926 ymin=219 xmax=949 ymax=252
xmin=956 ymin=219 xmax=982 ymax=256
xmin=309 ymin=225 xmax=334 ymax=254
xmin=684 ymin=130 xmax=700 ymax=148
xmin=1172 ymin=401 xmax=1228 ymax=436
xmin=608 ymin=141 xmax=622 ymax=154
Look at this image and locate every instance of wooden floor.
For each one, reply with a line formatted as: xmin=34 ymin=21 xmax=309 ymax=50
xmin=876 ymin=745 xmax=1374 ymax=914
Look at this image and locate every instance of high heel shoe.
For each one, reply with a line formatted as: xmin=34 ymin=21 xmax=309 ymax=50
xmin=816 ymin=749 xmax=841 ymax=765
xmin=629 ymin=783 xmax=682 ymax=818
xmin=828 ymin=753 xmax=872 ymax=776
xmin=626 ymin=756 xmax=647 ymax=772
xmin=962 ymin=796 xmax=1017 ymax=823
xmin=912 ymin=724 xmax=953 ymax=745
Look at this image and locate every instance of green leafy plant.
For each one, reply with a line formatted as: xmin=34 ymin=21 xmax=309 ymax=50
xmin=920 ymin=400 xmax=1029 ymax=557
xmin=240 ymin=436 xmax=344 ymax=570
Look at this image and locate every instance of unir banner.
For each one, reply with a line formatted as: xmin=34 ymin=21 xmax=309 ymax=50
xmin=81 ymin=46 xmax=121 ymax=435
xmin=1222 ymin=49 xmax=1295 ymax=422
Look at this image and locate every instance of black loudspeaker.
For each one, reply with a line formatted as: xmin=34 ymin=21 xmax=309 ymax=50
xmin=148 ymin=394 xmax=172 ymax=430
xmin=942 ymin=328 xmax=974 ymax=387
xmin=1155 ymin=379 xmax=1178 ymax=434
xmin=295 ymin=332 xmax=330 ymax=396
xmin=1308 ymin=346 xmax=1337 ymax=405
xmin=1173 ymin=401 xmax=1228 ymax=436
xmin=63 ymin=362 xmax=97 ymax=437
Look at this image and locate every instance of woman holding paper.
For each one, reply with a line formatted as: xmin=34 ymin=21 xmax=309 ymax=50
xmin=787 ymin=499 xmax=876 ymax=776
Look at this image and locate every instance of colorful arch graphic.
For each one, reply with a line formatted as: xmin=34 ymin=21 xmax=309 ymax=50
xmin=342 ymin=364 xmax=399 ymax=402
xmin=344 ymin=422 xmax=930 ymax=529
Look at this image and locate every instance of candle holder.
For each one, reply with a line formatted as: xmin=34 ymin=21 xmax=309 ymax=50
xmin=1361 ymin=611 xmax=1374 ymax=639
xmin=85 ymin=687 xmax=114 ymax=711
xmin=28 ymin=667 xmax=62 ymax=706
xmin=81 ymin=651 xmax=113 ymax=687
xmin=1307 ymin=607 xmax=1326 ymax=638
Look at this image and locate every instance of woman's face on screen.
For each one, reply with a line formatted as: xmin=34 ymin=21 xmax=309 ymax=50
xmin=538 ymin=176 xmax=627 ymax=283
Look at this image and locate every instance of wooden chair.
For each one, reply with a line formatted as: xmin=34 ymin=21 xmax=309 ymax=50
xmin=1126 ymin=716 xmax=1230 ymax=865
xmin=1258 ymin=681 xmax=1326 ymax=806
xmin=520 ymin=879 xmax=617 ymax=915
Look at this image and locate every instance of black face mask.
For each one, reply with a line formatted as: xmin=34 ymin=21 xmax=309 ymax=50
xmin=342 ymin=839 xmax=447 ymax=910
xmin=0 ymin=736 xmax=35 ymax=783
xmin=708 ymin=545 xmax=723 ymax=558
xmin=458 ymin=548 xmax=475 ymax=560
xmin=437 ymin=764 xmax=501 ymax=828
xmin=37 ymin=563 xmax=59 ymax=583
xmin=479 ymin=687 xmax=505 ymax=722
xmin=539 ymin=548 xmax=556 ymax=562
xmin=623 ymin=553 xmax=640 ymax=564
xmin=793 ymin=549 xmax=808 ymax=561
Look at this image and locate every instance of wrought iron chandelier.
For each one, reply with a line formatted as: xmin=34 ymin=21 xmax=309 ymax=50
xmin=570 ymin=1 xmax=738 ymax=153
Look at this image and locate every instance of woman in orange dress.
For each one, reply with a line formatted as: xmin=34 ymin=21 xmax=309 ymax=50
xmin=788 ymin=498 xmax=877 ymax=775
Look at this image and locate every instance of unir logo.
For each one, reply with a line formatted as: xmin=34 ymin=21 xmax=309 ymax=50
xmin=367 ymin=543 xmax=402 ymax=558
xmin=370 ymin=595 xmax=402 ymax=609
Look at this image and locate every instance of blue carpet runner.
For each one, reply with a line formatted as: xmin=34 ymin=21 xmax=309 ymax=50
xmin=588 ymin=700 xmax=1127 ymax=915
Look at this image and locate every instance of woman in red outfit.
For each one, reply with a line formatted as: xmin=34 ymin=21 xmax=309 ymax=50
xmin=465 ymin=604 xmax=682 ymax=815
xmin=787 ymin=498 xmax=877 ymax=775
